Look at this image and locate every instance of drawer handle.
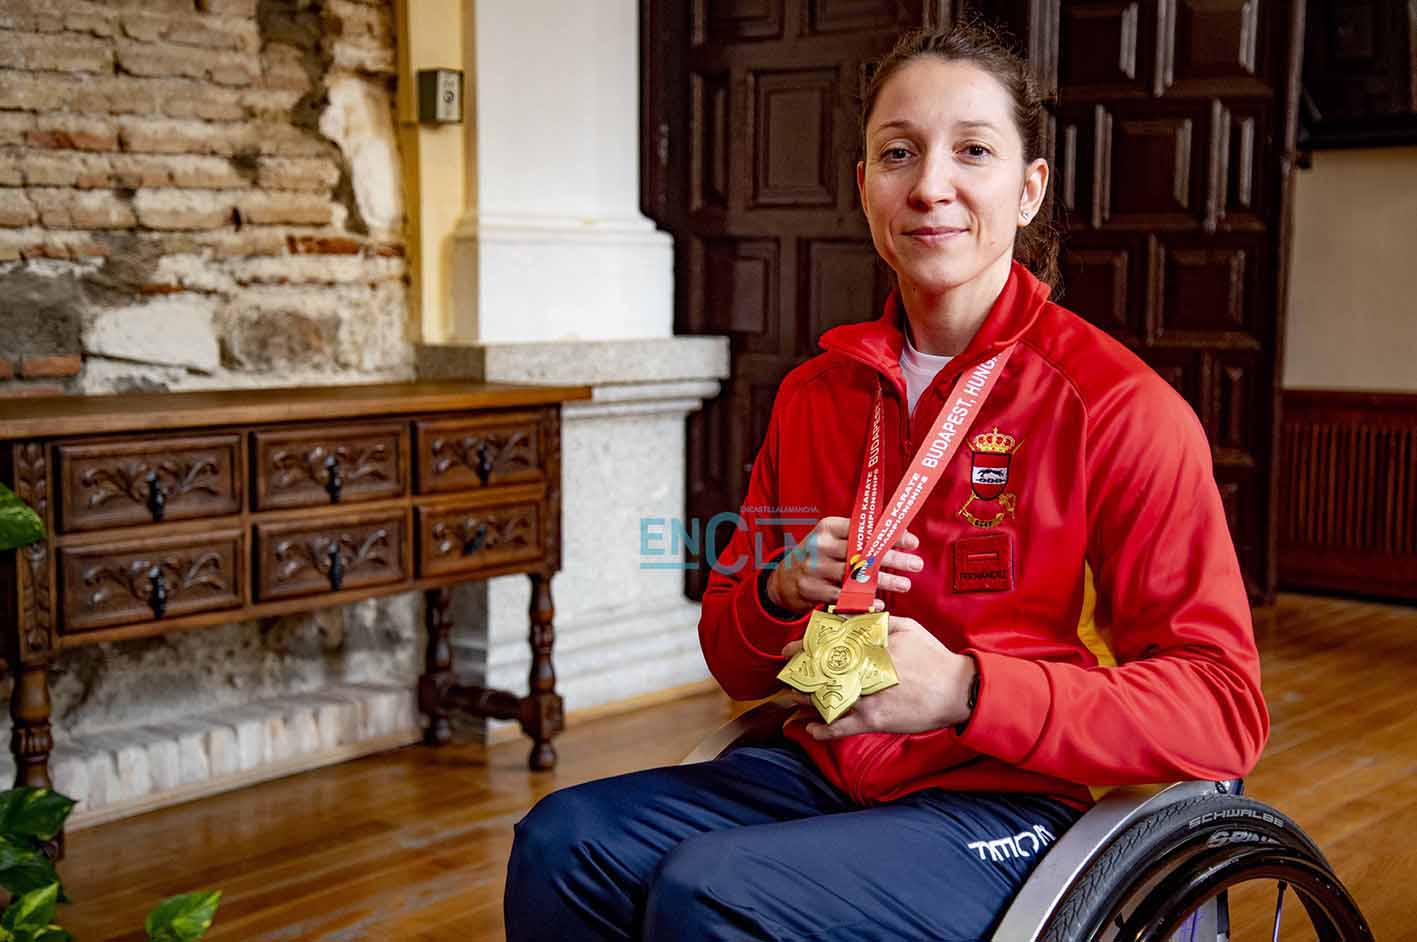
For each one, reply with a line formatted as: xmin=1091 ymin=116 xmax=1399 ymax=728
xmin=327 ymin=543 xmax=344 ymax=591
xmin=147 ymin=565 xmax=168 ymax=619
xmin=324 ymin=455 xmax=343 ymax=504
xmin=462 ymin=524 xmax=489 ymax=557
xmin=475 ymin=442 xmax=494 ymax=485
xmin=145 ymin=471 xmax=167 ymax=522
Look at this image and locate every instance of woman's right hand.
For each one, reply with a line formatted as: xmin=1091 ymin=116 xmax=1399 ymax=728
xmin=765 ymin=515 xmax=923 ymax=615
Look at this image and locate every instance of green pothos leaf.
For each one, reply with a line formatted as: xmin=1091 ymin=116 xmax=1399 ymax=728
xmin=0 ymin=484 xmax=44 ymax=553
xmin=145 ymin=890 xmax=221 ymax=942
xmin=0 ymin=789 xmax=76 ymax=844
xmin=0 ymin=883 xmax=58 ymax=935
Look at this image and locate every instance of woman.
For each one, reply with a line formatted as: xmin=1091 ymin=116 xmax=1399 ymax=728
xmin=505 ymin=21 xmax=1268 ymax=941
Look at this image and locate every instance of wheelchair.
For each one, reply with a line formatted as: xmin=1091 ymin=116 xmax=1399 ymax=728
xmin=683 ymin=696 xmax=1373 ymax=942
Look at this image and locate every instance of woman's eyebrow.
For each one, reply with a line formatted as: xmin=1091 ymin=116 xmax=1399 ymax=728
xmin=871 ymin=117 xmax=1002 ymax=137
xmin=872 ymin=118 xmax=916 ymax=136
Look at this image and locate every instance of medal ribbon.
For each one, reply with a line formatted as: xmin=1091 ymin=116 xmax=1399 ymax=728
xmin=835 ymin=346 xmax=1017 ymax=614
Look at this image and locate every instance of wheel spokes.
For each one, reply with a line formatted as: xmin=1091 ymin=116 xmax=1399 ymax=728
xmin=1271 ymin=880 xmax=1288 ymax=942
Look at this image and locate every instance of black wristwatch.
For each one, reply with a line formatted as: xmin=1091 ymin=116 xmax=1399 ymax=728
xmin=954 ymin=662 xmax=981 ymax=735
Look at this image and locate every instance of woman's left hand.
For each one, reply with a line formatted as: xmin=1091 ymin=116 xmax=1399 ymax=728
xmin=781 ymin=616 xmax=977 ymax=740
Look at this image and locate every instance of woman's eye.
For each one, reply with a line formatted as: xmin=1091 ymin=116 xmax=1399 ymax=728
xmin=882 ymin=146 xmax=912 ymax=162
xmin=961 ymin=144 xmax=992 ymax=159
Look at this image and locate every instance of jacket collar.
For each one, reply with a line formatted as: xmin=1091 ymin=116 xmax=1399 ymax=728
xmin=819 ymin=261 xmax=1052 ymax=384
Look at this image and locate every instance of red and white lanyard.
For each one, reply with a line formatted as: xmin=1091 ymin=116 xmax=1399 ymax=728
xmin=834 ymin=346 xmax=1017 ymax=614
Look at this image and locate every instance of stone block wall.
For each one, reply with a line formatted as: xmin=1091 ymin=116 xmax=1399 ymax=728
xmin=0 ymin=0 xmax=424 ymax=817
xmin=0 ymin=0 xmax=411 ymax=396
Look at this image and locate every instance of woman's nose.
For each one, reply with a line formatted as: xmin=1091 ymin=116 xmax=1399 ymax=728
xmin=909 ymin=151 xmax=957 ymax=208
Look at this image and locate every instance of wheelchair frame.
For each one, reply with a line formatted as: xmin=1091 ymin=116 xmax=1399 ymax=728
xmin=683 ymin=696 xmax=1369 ymax=942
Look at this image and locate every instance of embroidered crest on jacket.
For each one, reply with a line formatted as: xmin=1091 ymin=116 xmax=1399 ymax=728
xmin=959 ymin=427 xmax=1020 ymax=528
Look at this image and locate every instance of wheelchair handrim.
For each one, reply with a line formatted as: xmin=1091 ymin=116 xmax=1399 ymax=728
xmin=1110 ymin=848 xmax=1373 ymax=942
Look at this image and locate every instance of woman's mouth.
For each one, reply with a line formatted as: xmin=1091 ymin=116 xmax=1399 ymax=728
xmin=903 ymin=226 xmax=966 ymax=243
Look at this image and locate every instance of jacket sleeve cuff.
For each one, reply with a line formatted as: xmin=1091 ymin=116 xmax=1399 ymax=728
xmin=730 ymin=552 xmax=810 ymax=661
xmin=956 ymin=649 xmax=1051 ymax=765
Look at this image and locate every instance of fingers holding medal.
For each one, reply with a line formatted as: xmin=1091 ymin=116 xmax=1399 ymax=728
xmin=765 ymin=516 xmax=923 ymax=615
xmin=781 ymin=616 xmax=977 ymax=740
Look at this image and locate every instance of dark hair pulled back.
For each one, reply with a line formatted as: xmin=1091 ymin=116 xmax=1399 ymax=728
xmin=860 ymin=19 xmax=1060 ymax=290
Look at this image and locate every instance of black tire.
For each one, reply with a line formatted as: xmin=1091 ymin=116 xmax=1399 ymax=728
xmin=1041 ymin=794 xmax=1372 ymax=942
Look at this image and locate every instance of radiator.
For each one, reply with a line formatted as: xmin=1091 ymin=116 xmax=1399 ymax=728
xmin=1278 ymin=390 xmax=1417 ymax=601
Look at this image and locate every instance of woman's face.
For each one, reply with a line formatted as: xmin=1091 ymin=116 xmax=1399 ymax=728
xmin=857 ymin=57 xmax=1047 ymax=298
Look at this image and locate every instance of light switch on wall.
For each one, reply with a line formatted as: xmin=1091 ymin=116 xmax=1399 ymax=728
xmin=417 ymin=69 xmax=463 ymax=124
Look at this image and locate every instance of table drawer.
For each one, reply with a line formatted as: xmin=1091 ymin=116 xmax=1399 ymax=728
xmin=56 ymin=434 xmax=242 ymax=533
xmin=253 ymin=423 xmax=407 ymax=510
xmin=59 ymin=530 xmax=244 ymax=633
xmin=254 ymin=510 xmax=408 ymax=601
xmin=415 ymin=412 xmax=544 ymax=494
xmin=417 ymin=499 xmax=544 ymax=578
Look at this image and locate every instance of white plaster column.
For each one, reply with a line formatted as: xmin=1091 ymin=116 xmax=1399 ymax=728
xmin=451 ymin=0 xmax=674 ymax=342
xmin=425 ymin=0 xmax=730 ymax=732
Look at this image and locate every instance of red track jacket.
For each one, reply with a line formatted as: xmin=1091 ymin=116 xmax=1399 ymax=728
xmin=698 ymin=262 xmax=1269 ymax=808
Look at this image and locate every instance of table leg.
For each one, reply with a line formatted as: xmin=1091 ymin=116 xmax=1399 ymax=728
xmin=9 ymin=659 xmax=63 ymax=858
xmin=419 ymin=586 xmax=453 ymax=746
xmin=10 ymin=659 xmax=54 ymax=790
xmin=523 ymin=571 xmax=563 ymax=770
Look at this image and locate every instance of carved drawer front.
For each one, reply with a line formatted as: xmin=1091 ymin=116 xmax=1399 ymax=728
xmin=56 ymin=434 xmax=241 ymax=533
xmin=417 ymin=499 xmax=544 ymax=578
xmin=415 ymin=412 xmax=544 ymax=494
xmin=59 ymin=530 xmax=244 ymax=633
xmin=253 ymin=423 xmax=407 ymax=511
xmin=254 ymin=511 xmax=408 ymax=601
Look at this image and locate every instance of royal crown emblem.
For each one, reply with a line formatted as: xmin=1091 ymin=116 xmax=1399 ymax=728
xmin=959 ymin=427 xmax=1021 ymax=528
xmin=971 ymin=428 xmax=1016 ymax=455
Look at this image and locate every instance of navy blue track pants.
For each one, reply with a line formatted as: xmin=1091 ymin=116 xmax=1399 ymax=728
xmin=504 ymin=743 xmax=1081 ymax=941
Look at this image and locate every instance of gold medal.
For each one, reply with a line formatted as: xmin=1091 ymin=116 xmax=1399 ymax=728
xmin=777 ymin=608 xmax=898 ymax=724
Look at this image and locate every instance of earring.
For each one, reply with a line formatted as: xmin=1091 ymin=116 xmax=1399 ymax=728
xmin=1021 ymin=210 xmax=1032 ymax=221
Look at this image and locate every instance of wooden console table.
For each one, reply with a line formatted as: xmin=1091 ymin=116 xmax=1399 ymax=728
xmin=0 ymin=381 xmax=590 ymax=795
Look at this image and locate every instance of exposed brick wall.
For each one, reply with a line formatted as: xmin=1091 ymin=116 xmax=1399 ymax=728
xmin=0 ymin=0 xmax=411 ymax=396
xmin=0 ymin=1 xmax=423 ymax=788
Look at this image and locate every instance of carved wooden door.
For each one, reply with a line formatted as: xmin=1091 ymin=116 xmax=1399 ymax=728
xmin=643 ymin=0 xmax=951 ymax=595
xmin=1030 ymin=0 xmax=1304 ymax=601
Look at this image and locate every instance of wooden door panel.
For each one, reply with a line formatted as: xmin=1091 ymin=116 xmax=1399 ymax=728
xmin=806 ymin=0 xmax=920 ymax=35
xmin=690 ymin=72 xmax=732 ymax=212
xmin=1054 ymin=103 xmax=1225 ymax=232
xmin=1170 ymin=0 xmax=1261 ymax=85
xmin=798 ymin=240 xmax=893 ymax=356
xmin=750 ymin=69 xmax=841 ymax=207
xmin=1059 ymin=243 xmax=1137 ymax=340
xmin=695 ymin=237 xmax=781 ymax=343
xmin=1220 ymin=102 xmax=1267 ymax=222
xmin=1110 ymin=110 xmax=1201 ymax=219
xmin=1152 ymin=235 xmax=1265 ymax=342
xmin=696 ymin=0 xmax=786 ymax=42
xmin=1057 ymin=100 xmax=1230 ymax=231
xmin=1209 ymin=349 xmax=1265 ymax=461
xmin=1059 ymin=1 xmax=1147 ymax=91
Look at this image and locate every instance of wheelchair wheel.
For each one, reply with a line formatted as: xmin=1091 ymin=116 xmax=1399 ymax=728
xmin=1042 ymin=794 xmax=1373 ymax=942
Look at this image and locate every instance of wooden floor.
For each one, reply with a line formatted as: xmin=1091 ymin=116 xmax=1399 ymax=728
xmin=55 ymin=593 xmax=1417 ymax=941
